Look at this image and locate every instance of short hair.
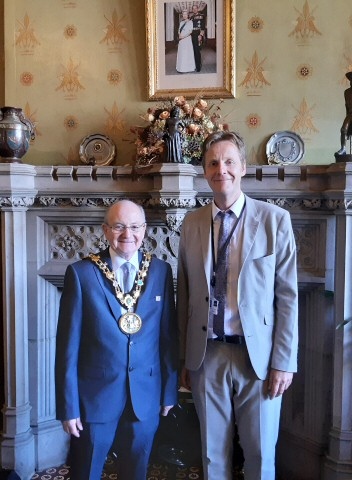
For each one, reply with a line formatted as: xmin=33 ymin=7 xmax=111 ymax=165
xmin=201 ymin=131 xmax=246 ymax=168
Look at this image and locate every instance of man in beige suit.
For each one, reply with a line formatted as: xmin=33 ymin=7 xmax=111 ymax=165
xmin=177 ymin=131 xmax=298 ymax=480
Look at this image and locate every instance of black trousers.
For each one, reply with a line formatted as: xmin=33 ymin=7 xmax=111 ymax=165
xmin=191 ymin=32 xmax=202 ymax=71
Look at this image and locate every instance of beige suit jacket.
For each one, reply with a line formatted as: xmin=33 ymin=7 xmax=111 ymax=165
xmin=177 ymin=195 xmax=298 ymax=380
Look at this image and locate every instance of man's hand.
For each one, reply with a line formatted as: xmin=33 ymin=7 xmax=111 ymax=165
xmin=160 ymin=405 xmax=174 ymax=416
xmin=62 ymin=418 xmax=83 ymax=438
xmin=180 ymin=365 xmax=192 ymax=391
xmin=267 ymin=369 xmax=293 ymax=399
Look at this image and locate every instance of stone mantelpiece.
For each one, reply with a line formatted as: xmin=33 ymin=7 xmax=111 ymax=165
xmin=0 ymin=162 xmax=352 ymax=479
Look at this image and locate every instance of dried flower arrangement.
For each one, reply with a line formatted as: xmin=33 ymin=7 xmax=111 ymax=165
xmin=132 ymin=95 xmax=228 ymax=167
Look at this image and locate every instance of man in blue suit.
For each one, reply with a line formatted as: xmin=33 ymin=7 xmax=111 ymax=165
xmin=177 ymin=131 xmax=298 ymax=480
xmin=55 ymin=199 xmax=178 ymax=480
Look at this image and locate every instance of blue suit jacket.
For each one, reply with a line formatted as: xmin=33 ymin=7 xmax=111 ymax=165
xmin=55 ymin=249 xmax=178 ymax=423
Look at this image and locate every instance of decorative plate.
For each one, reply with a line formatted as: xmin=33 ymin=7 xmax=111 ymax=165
xmin=266 ymin=131 xmax=304 ymax=165
xmin=79 ymin=133 xmax=116 ymax=166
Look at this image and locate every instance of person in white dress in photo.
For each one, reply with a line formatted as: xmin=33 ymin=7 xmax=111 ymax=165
xmin=176 ymin=10 xmax=196 ymax=74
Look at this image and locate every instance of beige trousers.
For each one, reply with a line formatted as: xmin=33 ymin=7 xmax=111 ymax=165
xmin=189 ymin=340 xmax=282 ymax=480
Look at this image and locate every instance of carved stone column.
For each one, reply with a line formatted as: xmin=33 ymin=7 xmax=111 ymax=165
xmin=148 ymin=163 xmax=198 ymax=211
xmin=147 ymin=163 xmax=198 ymax=276
xmin=322 ymin=163 xmax=352 ymax=480
xmin=0 ymin=164 xmax=37 ymax=479
xmin=323 ymin=209 xmax=352 ymax=479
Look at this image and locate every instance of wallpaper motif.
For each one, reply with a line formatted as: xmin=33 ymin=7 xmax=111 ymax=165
xmin=56 ymin=58 xmax=85 ymax=98
xmin=291 ymin=98 xmax=318 ymax=136
xmin=248 ymin=16 xmax=263 ymax=33
xmin=238 ymin=51 xmax=270 ymax=94
xmin=100 ymin=10 xmax=129 ymax=51
xmin=63 ymin=24 xmax=77 ymax=39
xmin=245 ymin=114 xmax=261 ymax=129
xmin=107 ymin=69 xmax=122 ymax=86
xmin=20 ymin=71 xmax=34 ymax=86
xmin=289 ymin=1 xmax=322 ymax=43
xmin=296 ymin=64 xmax=313 ymax=80
xmin=104 ymin=102 xmax=126 ymax=137
xmin=64 ymin=115 xmax=79 ymax=131
xmin=15 ymin=13 xmax=40 ymax=53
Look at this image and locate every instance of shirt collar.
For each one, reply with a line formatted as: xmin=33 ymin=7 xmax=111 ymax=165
xmin=211 ymin=192 xmax=245 ymax=220
xmin=109 ymin=248 xmax=140 ymax=271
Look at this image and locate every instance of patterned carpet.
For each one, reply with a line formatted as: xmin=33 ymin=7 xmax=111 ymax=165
xmin=31 ymin=457 xmax=203 ymax=479
xmin=28 ymin=455 xmax=248 ymax=479
xmin=6 ymin=401 xmax=244 ymax=479
xmin=28 ymin=400 xmax=205 ymax=479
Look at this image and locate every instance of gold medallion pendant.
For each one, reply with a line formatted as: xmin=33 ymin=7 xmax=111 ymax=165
xmin=88 ymin=252 xmax=152 ymax=335
xmin=119 ymin=311 xmax=142 ymax=334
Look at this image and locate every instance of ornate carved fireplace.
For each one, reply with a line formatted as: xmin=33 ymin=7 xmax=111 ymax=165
xmin=1 ymin=162 xmax=352 ymax=480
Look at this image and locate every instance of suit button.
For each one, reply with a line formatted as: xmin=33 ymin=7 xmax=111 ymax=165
xmin=129 ymin=366 xmax=134 ymax=372
xmin=202 ymin=326 xmax=207 ymax=331
xmin=205 ymin=296 xmax=209 ymax=302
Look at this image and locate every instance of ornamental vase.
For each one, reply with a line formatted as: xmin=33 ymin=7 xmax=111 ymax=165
xmin=0 ymin=106 xmax=35 ymax=163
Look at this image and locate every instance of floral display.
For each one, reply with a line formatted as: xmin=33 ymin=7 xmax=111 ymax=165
xmin=132 ymin=95 xmax=228 ymax=167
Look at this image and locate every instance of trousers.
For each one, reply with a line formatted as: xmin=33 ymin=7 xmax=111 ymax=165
xmin=189 ymin=341 xmax=282 ymax=480
xmin=69 ymin=395 xmax=159 ymax=480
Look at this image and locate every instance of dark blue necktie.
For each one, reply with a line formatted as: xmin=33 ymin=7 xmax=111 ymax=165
xmin=213 ymin=211 xmax=233 ymax=338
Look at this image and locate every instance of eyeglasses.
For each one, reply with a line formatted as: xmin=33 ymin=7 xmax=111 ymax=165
xmin=105 ymin=223 xmax=146 ymax=233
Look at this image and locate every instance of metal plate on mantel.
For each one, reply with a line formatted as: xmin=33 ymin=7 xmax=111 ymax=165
xmin=266 ymin=131 xmax=304 ymax=165
xmin=79 ymin=133 xmax=116 ymax=166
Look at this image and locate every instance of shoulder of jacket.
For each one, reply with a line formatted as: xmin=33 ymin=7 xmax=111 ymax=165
xmin=248 ymin=197 xmax=290 ymax=220
xmin=149 ymin=254 xmax=168 ymax=268
xmin=185 ymin=204 xmax=210 ymax=218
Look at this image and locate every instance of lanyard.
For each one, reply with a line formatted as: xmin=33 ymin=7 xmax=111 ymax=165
xmin=210 ymin=201 xmax=246 ymax=288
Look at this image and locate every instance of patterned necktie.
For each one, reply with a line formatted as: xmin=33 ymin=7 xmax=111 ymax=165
xmin=122 ymin=262 xmax=134 ymax=293
xmin=213 ymin=211 xmax=233 ymax=338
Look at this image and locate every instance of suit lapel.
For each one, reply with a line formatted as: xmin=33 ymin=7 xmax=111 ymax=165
xmin=240 ymin=196 xmax=260 ymax=267
xmin=134 ymin=256 xmax=156 ymax=315
xmin=91 ymin=249 xmax=124 ymax=322
xmin=198 ymin=204 xmax=213 ymax=290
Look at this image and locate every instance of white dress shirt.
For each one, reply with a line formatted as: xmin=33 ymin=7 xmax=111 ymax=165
xmin=209 ymin=192 xmax=246 ymax=337
xmin=109 ymin=249 xmax=139 ymax=305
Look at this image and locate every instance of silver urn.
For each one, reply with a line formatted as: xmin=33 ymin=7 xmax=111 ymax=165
xmin=0 ymin=106 xmax=35 ymax=163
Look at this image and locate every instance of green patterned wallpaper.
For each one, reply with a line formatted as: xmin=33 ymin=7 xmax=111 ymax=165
xmin=2 ymin=0 xmax=352 ymax=166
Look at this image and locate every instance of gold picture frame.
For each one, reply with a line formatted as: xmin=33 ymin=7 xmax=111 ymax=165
xmin=145 ymin=0 xmax=236 ymax=100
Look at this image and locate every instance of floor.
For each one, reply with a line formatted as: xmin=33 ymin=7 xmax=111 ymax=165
xmin=30 ymin=459 xmax=204 ymax=480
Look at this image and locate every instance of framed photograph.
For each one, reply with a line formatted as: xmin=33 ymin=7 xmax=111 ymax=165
xmin=145 ymin=0 xmax=236 ymax=100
